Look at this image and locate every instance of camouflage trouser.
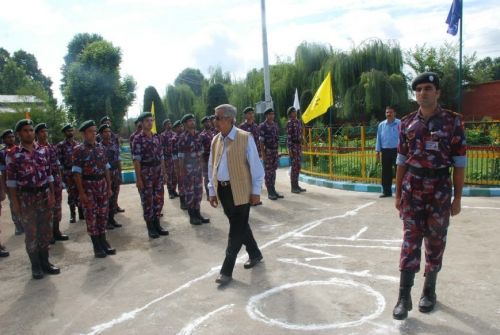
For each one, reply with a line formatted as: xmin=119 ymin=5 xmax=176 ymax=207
xmin=18 ymin=189 xmax=52 ymax=254
xmin=138 ymin=165 xmax=164 ymax=221
xmin=164 ymin=157 xmax=176 ymax=192
xmin=53 ymin=174 xmax=63 ymax=223
xmin=7 ymin=192 xmax=22 ymax=231
xmin=176 ymin=161 xmax=184 ymax=197
xmin=62 ymin=169 xmax=79 ymax=206
xmin=264 ymin=148 xmax=279 ymax=189
xmin=82 ymin=179 xmax=109 ymax=236
xmin=202 ymin=158 xmax=209 ymax=198
xmin=399 ymin=172 xmax=452 ymax=274
xmin=108 ymin=169 xmax=121 ymax=214
xmin=183 ymin=159 xmax=203 ymax=210
xmin=288 ymin=144 xmax=301 ymax=184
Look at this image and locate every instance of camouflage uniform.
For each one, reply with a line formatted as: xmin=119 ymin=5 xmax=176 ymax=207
xmin=160 ymin=129 xmax=177 ymax=195
xmin=198 ymin=128 xmax=214 ymax=199
xmin=239 ymin=121 xmax=261 ymax=157
xmin=38 ymin=142 xmax=63 ymax=227
xmin=259 ymin=120 xmax=280 ymax=190
xmin=102 ymin=139 xmax=121 ymax=217
xmin=287 ymin=118 xmax=303 ymax=187
xmin=129 ymin=129 xmax=141 ymax=149
xmin=177 ymin=131 xmax=203 ymax=211
xmin=6 ymin=144 xmax=54 ymax=254
xmin=0 ymin=144 xmax=23 ymax=233
xmin=132 ymin=132 xmax=165 ymax=222
xmin=397 ymin=107 xmax=467 ymax=274
xmin=56 ymin=138 xmax=80 ymax=207
xmin=173 ymin=132 xmax=183 ymax=200
xmin=72 ymin=142 xmax=110 ymax=236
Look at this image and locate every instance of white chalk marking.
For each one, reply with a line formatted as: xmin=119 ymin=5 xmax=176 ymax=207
xmin=85 ymin=201 xmax=375 ymax=335
xmin=305 ymin=256 xmax=344 ymax=261
xmin=295 ymin=243 xmax=400 ymax=251
xmin=176 ymin=304 xmax=234 ymax=335
xmin=294 ymin=233 xmax=401 ymax=244
xmin=283 ymin=243 xmax=344 ymax=259
xmin=246 ymin=278 xmax=386 ymax=330
xmin=349 ymin=226 xmax=368 ymax=240
xmin=277 ymin=258 xmax=399 ymax=283
xmin=463 ymin=205 xmax=500 ymax=210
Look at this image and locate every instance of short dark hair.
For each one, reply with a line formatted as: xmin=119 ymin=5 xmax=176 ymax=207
xmin=385 ymin=105 xmax=396 ymax=112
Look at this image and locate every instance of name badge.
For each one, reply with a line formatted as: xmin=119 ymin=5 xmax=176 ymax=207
xmin=425 ymin=141 xmax=439 ymax=151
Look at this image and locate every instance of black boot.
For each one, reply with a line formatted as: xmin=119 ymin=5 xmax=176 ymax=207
xmin=69 ymin=204 xmax=76 ymax=223
xmin=146 ymin=221 xmax=160 ymax=239
xmin=393 ymin=270 xmax=415 ymax=320
xmin=14 ymin=221 xmax=24 ymax=235
xmin=273 ymin=186 xmax=284 ymax=198
xmin=173 ymin=190 xmax=179 ymax=197
xmin=267 ymin=187 xmax=278 ymax=200
xmin=99 ymin=233 xmax=116 ymax=255
xmin=154 ymin=218 xmax=169 ymax=236
xmin=291 ymin=181 xmax=301 ymax=193
xmin=419 ymin=271 xmax=438 ymax=313
xmin=53 ymin=220 xmax=69 ymax=241
xmin=39 ymin=249 xmax=60 ymax=274
xmin=90 ymin=235 xmax=107 ymax=258
xmin=78 ymin=206 xmax=85 ymax=220
xmin=298 ymin=183 xmax=307 ymax=192
xmin=196 ymin=209 xmax=210 ymax=224
xmin=180 ymin=196 xmax=188 ymax=210
xmin=108 ymin=212 xmax=122 ymax=228
xmin=188 ymin=209 xmax=202 ymax=225
xmin=0 ymin=244 xmax=9 ymax=257
xmin=28 ymin=252 xmax=44 ymax=279
xmin=168 ymin=189 xmax=175 ymax=199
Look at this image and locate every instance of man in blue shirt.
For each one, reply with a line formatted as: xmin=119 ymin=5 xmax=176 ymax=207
xmin=375 ymin=106 xmax=400 ymax=197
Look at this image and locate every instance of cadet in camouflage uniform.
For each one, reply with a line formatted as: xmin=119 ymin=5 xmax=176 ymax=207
xmin=6 ymin=119 xmax=60 ymax=279
xmin=286 ymin=107 xmax=306 ymax=194
xmin=99 ymin=124 xmax=122 ymax=230
xmin=259 ymin=108 xmax=283 ymax=200
xmin=35 ymin=123 xmax=69 ymax=244
xmin=199 ymin=116 xmax=215 ymax=200
xmin=0 ymin=129 xmax=23 ymax=234
xmin=0 ymin=170 xmax=9 ymax=257
xmin=239 ymin=107 xmax=261 ymax=157
xmin=132 ymin=112 xmax=169 ymax=239
xmin=161 ymin=119 xmax=178 ymax=199
xmin=172 ymin=120 xmax=186 ymax=209
xmin=129 ymin=118 xmax=142 ymax=149
xmin=178 ymin=114 xmax=209 ymax=225
xmin=392 ymin=72 xmax=467 ymax=320
xmin=56 ymin=124 xmax=84 ymax=223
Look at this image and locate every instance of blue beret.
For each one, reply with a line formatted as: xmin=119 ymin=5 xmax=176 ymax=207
xmin=411 ymin=72 xmax=440 ymax=90
xmin=15 ymin=119 xmax=34 ymax=132
xmin=79 ymin=120 xmax=96 ymax=132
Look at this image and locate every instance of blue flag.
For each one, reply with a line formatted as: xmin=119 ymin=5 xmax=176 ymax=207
xmin=446 ymin=0 xmax=462 ymax=36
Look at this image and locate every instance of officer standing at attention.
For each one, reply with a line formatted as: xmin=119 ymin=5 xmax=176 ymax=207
xmin=161 ymin=119 xmax=178 ymax=199
xmin=208 ymin=104 xmax=264 ymax=285
xmin=129 ymin=118 xmax=142 ymax=149
xmin=0 ymin=177 xmax=9 ymax=257
xmin=0 ymin=129 xmax=24 ymax=235
xmin=72 ymin=120 xmax=116 ymax=258
xmin=392 ymin=72 xmax=467 ymax=320
xmin=172 ymin=120 xmax=186 ymax=208
xmin=376 ymin=106 xmax=401 ymax=197
xmin=199 ymin=116 xmax=215 ymax=200
xmin=239 ymin=107 xmax=261 ymax=157
xmin=178 ymin=114 xmax=209 ymax=225
xmin=35 ymin=123 xmax=69 ymax=243
xmin=259 ymin=108 xmax=283 ymax=200
xmin=6 ymin=119 xmax=60 ymax=279
xmin=286 ymin=106 xmax=306 ymax=194
xmin=132 ymin=112 xmax=169 ymax=238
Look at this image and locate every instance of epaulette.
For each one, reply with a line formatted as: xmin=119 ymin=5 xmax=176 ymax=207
xmin=401 ymin=110 xmax=418 ymax=121
xmin=443 ymin=109 xmax=462 ymax=119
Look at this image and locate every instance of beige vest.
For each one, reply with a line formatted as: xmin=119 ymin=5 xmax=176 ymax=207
xmin=211 ymin=128 xmax=252 ymax=206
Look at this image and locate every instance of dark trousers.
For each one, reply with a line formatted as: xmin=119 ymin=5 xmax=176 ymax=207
xmin=381 ymin=148 xmax=397 ymax=195
xmin=218 ymin=184 xmax=262 ymax=277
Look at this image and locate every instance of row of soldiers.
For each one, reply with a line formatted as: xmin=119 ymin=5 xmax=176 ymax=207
xmin=0 ymin=105 xmax=306 ymax=279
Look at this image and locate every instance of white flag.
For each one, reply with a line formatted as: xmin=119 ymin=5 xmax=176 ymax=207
xmin=293 ymin=88 xmax=300 ymax=111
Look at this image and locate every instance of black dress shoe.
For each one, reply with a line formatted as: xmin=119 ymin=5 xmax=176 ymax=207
xmin=215 ymin=274 xmax=232 ymax=285
xmin=251 ymin=201 xmax=263 ymax=207
xmin=379 ymin=194 xmax=392 ymax=198
xmin=0 ymin=246 xmax=9 ymax=257
xmin=54 ymin=232 xmax=69 ymax=241
xmin=244 ymin=256 xmax=263 ymax=269
xmin=116 ymin=207 xmax=125 ymax=213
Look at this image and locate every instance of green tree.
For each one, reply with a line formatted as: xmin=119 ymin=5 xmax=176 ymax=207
xmin=206 ymin=83 xmax=228 ymax=115
xmin=174 ymin=68 xmax=205 ymax=96
xmin=165 ymin=84 xmax=195 ymax=121
xmin=472 ymin=56 xmax=500 ymax=82
xmin=143 ymin=86 xmax=167 ymax=126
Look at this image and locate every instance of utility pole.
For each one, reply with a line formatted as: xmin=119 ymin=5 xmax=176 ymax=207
xmin=260 ymin=0 xmax=272 ymax=110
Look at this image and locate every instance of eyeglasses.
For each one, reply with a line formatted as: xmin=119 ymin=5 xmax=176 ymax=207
xmin=214 ymin=115 xmax=227 ymax=121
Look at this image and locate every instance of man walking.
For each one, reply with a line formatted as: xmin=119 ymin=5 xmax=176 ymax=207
xmin=208 ymin=104 xmax=264 ymax=285
xmin=392 ymin=72 xmax=466 ymax=320
xmin=376 ymin=106 xmax=400 ymax=197
xmin=286 ymin=106 xmax=306 ymax=194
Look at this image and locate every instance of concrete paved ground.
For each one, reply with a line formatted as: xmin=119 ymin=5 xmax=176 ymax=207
xmin=0 ymin=169 xmax=499 ymax=335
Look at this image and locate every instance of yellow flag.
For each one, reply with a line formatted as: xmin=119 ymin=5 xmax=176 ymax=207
xmin=151 ymin=101 xmax=157 ymax=134
xmin=301 ymin=72 xmax=333 ymax=124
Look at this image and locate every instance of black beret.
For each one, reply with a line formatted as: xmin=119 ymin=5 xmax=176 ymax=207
xmin=15 ymin=119 xmax=34 ymax=132
xmin=243 ymin=106 xmax=254 ymax=114
xmin=411 ymin=72 xmax=440 ymax=90
xmin=100 ymin=116 xmax=111 ymax=124
xmin=98 ymin=124 xmax=111 ymax=133
xmin=34 ymin=123 xmax=48 ymax=133
xmin=61 ymin=124 xmax=73 ymax=132
xmin=138 ymin=112 xmax=153 ymax=122
xmin=181 ymin=114 xmax=195 ymax=123
xmin=200 ymin=116 xmax=210 ymax=123
xmin=162 ymin=119 xmax=171 ymax=126
xmin=0 ymin=129 xmax=13 ymax=139
xmin=79 ymin=120 xmax=96 ymax=132
xmin=264 ymin=108 xmax=274 ymax=115
xmin=209 ymin=115 xmax=216 ymax=120
xmin=134 ymin=118 xmax=141 ymax=125
xmin=287 ymin=106 xmax=296 ymax=115
xmin=172 ymin=120 xmax=181 ymax=128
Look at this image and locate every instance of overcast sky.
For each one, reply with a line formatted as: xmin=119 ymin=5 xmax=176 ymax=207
xmin=1 ymin=0 xmax=499 ymax=117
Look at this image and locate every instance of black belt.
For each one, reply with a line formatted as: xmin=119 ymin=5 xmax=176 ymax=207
xmin=63 ymin=166 xmax=72 ymax=170
xmin=19 ymin=184 xmax=48 ymax=193
xmin=141 ymin=160 xmax=160 ymax=167
xmin=109 ymin=162 xmax=120 ymax=170
xmin=218 ymin=181 xmax=230 ymax=187
xmin=82 ymin=174 xmax=105 ymax=181
xmin=408 ymin=166 xmax=450 ymax=178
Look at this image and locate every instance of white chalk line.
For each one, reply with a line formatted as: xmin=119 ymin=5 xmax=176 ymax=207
xmin=176 ymin=304 xmax=234 ymax=335
xmin=277 ymin=258 xmax=399 ymax=283
xmin=283 ymin=243 xmax=344 ymax=259
xmin=84 ymin=201 xmax=375 ymax=335
xmin=246 ymin=278 xmax=386 ymax=331
xmin=463 ymin=205 xmax=500 ymax=210
xmin=294 ymin=242 xmax=400 ymax=251
xmin=294 ymin=233 xmax=401 ymax=244
xmin=349 ymin=226 xmax=368 ymax=240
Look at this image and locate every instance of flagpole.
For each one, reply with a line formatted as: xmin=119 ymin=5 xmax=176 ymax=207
xmin=458 ymin=0 xmax=463 ymax=113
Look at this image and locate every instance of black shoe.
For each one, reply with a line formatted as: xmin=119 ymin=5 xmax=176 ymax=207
xmin=15 ymin=223 xmax=24 ymax=235
xmin=298 ymin=185 xmax=307 ymax=192
xmin=53 ymin=221 xmax=69 ymax=241
xmin=196 ymin=210 xmax=210 ymax=224
xmin=393 ymin=270 xmax=415 ymax=320
xmin=106 ymin=221 xmax=115 ymax=230
xmin=109 ymin=216 xmax=122 ymax=228
xmin=39 ymin=250 xmax=60 ymax=275
xmin=99 ymin=234 xmax=116 ymax=255
xmin=168 ymin=190 xmax=175 ymax=199
xmin=146 ymin=221 xmax=160 ymax=239
xmin=180 ymin=196 xmax=188 ymax=210
xmin=70 ymin=205 xmax=76 ymax=223
xmin=173 ymin=190 xmax=179 ymax=197
xmin=291 ymin=186 xmax=301 ymax=193
xmin=244 ymin=255 xmax=263 ymax=269
xmin=272 ymin=186 xmax=284 ymax=198
xmin=419 ymin=272 xmax=438 ymax=313
xmin=154 ymin=218 xmax=169 ymax=236
xmin=251 ymin=201 xmax=263 ymax=207
xmin=78 ymin=206 xmax=85 ymax=220
xmin=116 ymin=206 xmax=125 ymax=213
xmin=0 ymin=245 xmax=9 ymax=258
xmin=215 ymin=274 xmax=232 ymax=285
xmin=189 ymin=209 xmax=202 ymax=225
xmin=267 ymin=188 xmax=278 ymax=200
xmin=90 ymin=236 xmax=107 ymax=258
xmin=28 ymin=253 xmax=44 ymax=279
xmin=379 ymin=194 xmax=392 ymax=198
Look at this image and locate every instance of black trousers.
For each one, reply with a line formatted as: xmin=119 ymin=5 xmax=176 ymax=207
xmin=218 ymin=184 xmax=262 ymax=277
xmin=381 ymin=148 xmax=397 ymax=195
